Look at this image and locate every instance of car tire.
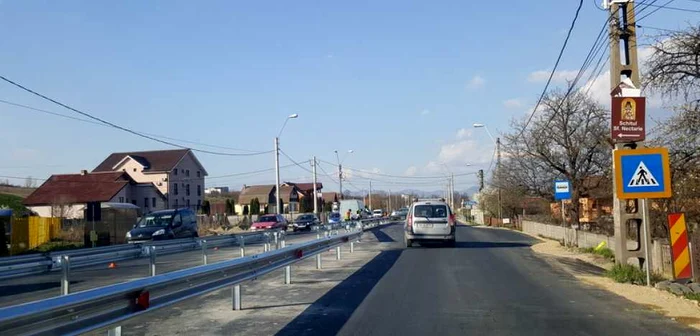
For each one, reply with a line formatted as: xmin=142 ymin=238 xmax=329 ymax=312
xmin=193 ymin=232 xmax=199 ymax=238
xmin=405 ymin=237 xmax=413 ymax=248
xmin=445 ymin=239 xmax=456 ymax=248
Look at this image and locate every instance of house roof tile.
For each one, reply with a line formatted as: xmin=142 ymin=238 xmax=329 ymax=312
xmin=23 ymin=172 xmax=132 ymax=206
xmin=93 ymin=149 xmax=190 ymax=173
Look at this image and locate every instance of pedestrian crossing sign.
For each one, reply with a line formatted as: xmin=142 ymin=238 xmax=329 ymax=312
xmin=614 ymin=147 xmax=672 ymax=199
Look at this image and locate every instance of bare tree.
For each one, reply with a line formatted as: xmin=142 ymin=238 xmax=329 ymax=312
xmin=50 ymin=196 xmax=76 ymax=218
xmin=24 ymin=176 xmax=35 ymax=188
xmin=501 ymin=90 xmax=611 ymax=225
xmin=645 ymin=24 xmax=700 ymax=102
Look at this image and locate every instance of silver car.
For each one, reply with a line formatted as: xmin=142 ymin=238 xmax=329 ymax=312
xmin=404 ymin=200 xmax=456 ymax=247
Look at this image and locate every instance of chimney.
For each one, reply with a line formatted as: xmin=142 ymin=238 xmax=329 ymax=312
xmin=80 ymin=170 xmax=88 ymax=176
xmin=243 ymin=184 xmax=247 ymax=189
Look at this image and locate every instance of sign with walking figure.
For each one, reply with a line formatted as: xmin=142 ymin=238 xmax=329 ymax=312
xmin=614 ymin=147 xmax=672 ymax=199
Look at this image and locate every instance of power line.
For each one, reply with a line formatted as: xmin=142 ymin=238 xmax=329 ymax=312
xmin=639 ymin=2 xmax=699 ymax=13
xmin=638 ymin=0 xmax=678 ymax=21
xmin=0 ymin=75 xmax=272 ymax=157
xmin=636 ymin=24 xmax=686 ymax=33
xmin=515 ymin=0 xmax=584 ymax=140
xmin=0 ymin=99 xmax=272 ymax=154
xmin=279 ymin=150 xmax=313 ymax=174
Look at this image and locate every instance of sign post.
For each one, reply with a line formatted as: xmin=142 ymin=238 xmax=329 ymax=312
xmin=554 ymin=180 xmax=573 ymax=245
xmin=614 ymin=147 xmax=672 ymax=285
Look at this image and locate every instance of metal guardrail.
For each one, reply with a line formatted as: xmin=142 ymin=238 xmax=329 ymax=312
xmin=0 ymin=230 xmax=286 ymax=280
xmin=0 ymin=229 xmax=365 ymax=336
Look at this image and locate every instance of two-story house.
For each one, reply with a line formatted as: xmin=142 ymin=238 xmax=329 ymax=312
xmin=92 ymin=149 xmax=207 ymax=211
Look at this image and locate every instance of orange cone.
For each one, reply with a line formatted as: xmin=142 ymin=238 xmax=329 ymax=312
xmin=108 ymin=262 xmax=117 ymax=269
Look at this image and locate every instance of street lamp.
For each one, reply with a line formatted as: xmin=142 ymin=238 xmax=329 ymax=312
xmin=275 ymin=114 xmax=299 ymax=214
xmin=334 ymin=149 xmax=353 ymax=199
xmin=473 ymin=123 xmax=502 ymax=221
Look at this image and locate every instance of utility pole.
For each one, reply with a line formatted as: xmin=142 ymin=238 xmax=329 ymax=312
xmin=274 ymin=137 xmax=281 ymax=215
xmin=496 ymin=137 xmax=503 ymax=222
xmin=312 ymin=156 xmax=318 ymax=215
xmin=608 ymin=0 xmax=651 ymax=282
xmin=389 ymin=190 xmax=392 ymax=211
xmin=338 ymin=164 xmax=343 ymax=200
xmin=450 ymin=173 xmax=455 ymax=210
xmin=369 ymin=180 xmax=372 ymax=210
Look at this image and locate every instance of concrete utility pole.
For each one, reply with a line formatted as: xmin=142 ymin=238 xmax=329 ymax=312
xmin=312 ymin=156 xmax=318 ymax=215
xmin=450 ymin=173 xmax=455 ymax=210
xmin=608 ymin=0 xmax=652 ymax=279
xmin=389 ymin=190 xmax=392 ymax=211
xmin=369 ymin=180 xmax=372 ymax=210
xmin=338 ymin=164 xmax=343 ymax=200
xmin=496 ymin=137 xmax=503 ymax=221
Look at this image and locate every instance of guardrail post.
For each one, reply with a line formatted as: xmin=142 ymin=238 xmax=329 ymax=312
xmin=107 ymin=325 xmax=122 ymax=336
xmin=238 ymin=236 xmax=245 ymax=257
xmin=149 ymin=246 xmax=157 ymax=277
xmin=202 ymin=240 xmax=208 ymax=265
xmin=282 ymin=240 xmax=291 ymax=284
xmin=233 ymin=285 xmax=241 ymax=310
xmin=274 ymin=231 xmax=279 ymax=250
xmin=264 ymin=233 xmax=270 ymax=252
xmin=316 ymin=233 xmax=320 ymax=240
xmin=61 ymin=255 xmax=70 ymax=296
xmin=316 ymin=251 xmax=322 ymax=269
xmin=350 ymin=241 xmax=354 ymax=253
xmin=336 ymin=246 xmax=341 ymax=261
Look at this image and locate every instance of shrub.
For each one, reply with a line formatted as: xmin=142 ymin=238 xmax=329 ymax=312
xmin=580 ymin=247 xmax=615 ymax=261
xmin=606 ymin=263 xmax=664 ymax=285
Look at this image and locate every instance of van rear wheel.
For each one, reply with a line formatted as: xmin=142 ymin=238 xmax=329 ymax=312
xmin=405 ymin=237 xmax=413 ymax=248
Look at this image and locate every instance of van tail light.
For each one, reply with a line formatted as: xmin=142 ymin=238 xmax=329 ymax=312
xmin=407 ymin=215 xmax=413 ymax=231
xmin=448 ymin=214 xmax=456 ymax=227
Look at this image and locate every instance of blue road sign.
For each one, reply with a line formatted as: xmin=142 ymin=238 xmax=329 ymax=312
xmin=614 ymin=147 xmax=672 ymax=199
xmin=554 ymin=180 xmax=571 ymax=200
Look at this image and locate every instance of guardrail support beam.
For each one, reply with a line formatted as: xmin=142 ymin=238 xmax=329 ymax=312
xmin=233 ymin=285 xmax=241 ymax=310
xmin=281 ymin=240 xmax=291 ymax=284
xmin=149 ymin=246 xmax=157 ymax=277
xmin=336 ymin=246 xmax=341 ymax=260
xmin=316 ymin=253 xmax=322 ymax=269
xmin=239 ymin=236 xmax=245 ymax=257
xmin=107 ymin=325 xmax=122 ymax=336
xmin=202 ymin=240 xmax=208 ymax=265
xmin=61 ymin=255 xmax=70 ymax=296
xmin=350 ymin=241 xmax=354 ymax=253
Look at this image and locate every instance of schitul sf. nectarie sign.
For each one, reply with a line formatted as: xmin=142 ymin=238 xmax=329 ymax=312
xmin=611 ymin=96 xmax=645 ymax=143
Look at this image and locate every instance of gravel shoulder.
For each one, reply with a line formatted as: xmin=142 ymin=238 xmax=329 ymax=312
xmin=488 ymin=226 xmax=700 ymax=331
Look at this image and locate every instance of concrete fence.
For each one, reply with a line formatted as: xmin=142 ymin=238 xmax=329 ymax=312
xmin=522 ymin=220 xmax=673 ymax=277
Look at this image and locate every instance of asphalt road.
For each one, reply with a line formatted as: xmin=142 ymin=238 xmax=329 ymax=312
xmin=277 ymin=224 xmax=697 ymax=336
xmin=0 ymin=230 xmax=319 ymax=308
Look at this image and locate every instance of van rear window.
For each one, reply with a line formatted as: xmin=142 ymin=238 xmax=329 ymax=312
xmin=413 ymin=205 xmax=448 ymax=218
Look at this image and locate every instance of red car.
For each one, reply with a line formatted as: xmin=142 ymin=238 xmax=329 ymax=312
xmin=250 ymin=214 xmax=289 ymax=231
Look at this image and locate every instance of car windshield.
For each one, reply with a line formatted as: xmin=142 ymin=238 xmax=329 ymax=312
xmin=413 ymin=205 xmax=448 ymax=218
xmin=297 ymin=215 xmax=314 ymax=220
xmin=257 ymin=215 xmax=277 ymax=222
xmin=136 ymin=212 xmax=174 ymax=227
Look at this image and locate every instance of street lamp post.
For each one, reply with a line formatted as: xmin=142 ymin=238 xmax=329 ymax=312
xmin=275 ymin=114 xmax=298 ymax=215
xmin=473 ymin=123 xmax=502 ymax=222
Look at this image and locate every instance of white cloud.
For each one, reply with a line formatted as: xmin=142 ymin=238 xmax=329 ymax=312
xmin=466 ymin=75 xmax=485 ymax=89
xmin=527 ymin=69 xmax=579 ymax=83
xmin=404 ymin=166 xmax=418 ymax=176
xmin=503 ymin=98 xmax=523 ymax=109
xmin=420 ymin=109 xmax=431 ymax=115
xmin=456 ymin=128 xmax=472 ymax=139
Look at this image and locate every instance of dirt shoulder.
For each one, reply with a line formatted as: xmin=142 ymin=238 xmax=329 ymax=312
xmin=499 ymin=227 xmax=700 ymax=331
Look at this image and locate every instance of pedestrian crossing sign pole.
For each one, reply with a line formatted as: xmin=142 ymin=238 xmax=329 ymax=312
xmin=614 ymin=147 xmax=672 ymax=199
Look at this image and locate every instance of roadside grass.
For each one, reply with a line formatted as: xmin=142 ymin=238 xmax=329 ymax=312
xmin=579 ymin=246 xmax=615 ymax=262
xmin=606 ymin=263 xmax=665 ymax=286
xmin=684 ymin=292 xmax=700 ymax=302
xmin=18 ymin=239 xmax=84 ymax=255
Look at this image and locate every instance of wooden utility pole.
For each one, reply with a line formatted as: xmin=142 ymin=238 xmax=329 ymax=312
xmin=608 ymin=0 xmax=652 ymax=273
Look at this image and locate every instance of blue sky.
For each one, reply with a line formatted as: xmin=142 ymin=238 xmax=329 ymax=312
xmin=0 ymin=1 xmax=696 ymax=193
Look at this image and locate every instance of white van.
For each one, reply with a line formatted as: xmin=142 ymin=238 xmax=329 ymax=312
xmin=404 ymin=200 xmax=456 ymax=247
xmin=338 ymin=199 xmax=366 ymax=220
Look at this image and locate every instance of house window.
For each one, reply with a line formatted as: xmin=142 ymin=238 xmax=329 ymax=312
xmin=197 ymin=185 xmax=201 ymax=196
xmin=186 ymin=170 xmax=190 ymax=177
xmin=197 ymin=171 xmax=201 ymax=178
xmin=174 ymin=184 xmax=179 ymax=195
xmin=174 ymin=199 xmax=179 ymax=207
xmin=181 ymin=169 xmax=184 ymax=173
xmin=186 ymin=184 xmax=190 ymax=196
xmin=197 ymin=199 xmax=201 ymax=208
xmin=174 ymin=169 xmax=178 ymax=176
xmin=119 ymin=197 xmax=124 ymax=203
xmin=152 ymin=197 xmax=156 ymax=208
xmin=186 ymin=199 xmax=190 ymax=208
xmin=132 ymin=200 xmax=137 ymax=206
xmin=144 ymin=198 xmax=149 ymax=208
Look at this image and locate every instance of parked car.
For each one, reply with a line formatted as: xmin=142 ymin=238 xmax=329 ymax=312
xmin=126 ymin=208 xmax=198 ymax=243
xmin=404 ymin=200 xmax=455 ymax=248
xmin=292 ymin=213 xmax=319 ymax=232
xmin=372 ymin=209 xmax=383 ymax=218
xmin=250 ymin=214 xmax=289 ymax=231
xmin=328 ymin=212 xmax=341 ymax=224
